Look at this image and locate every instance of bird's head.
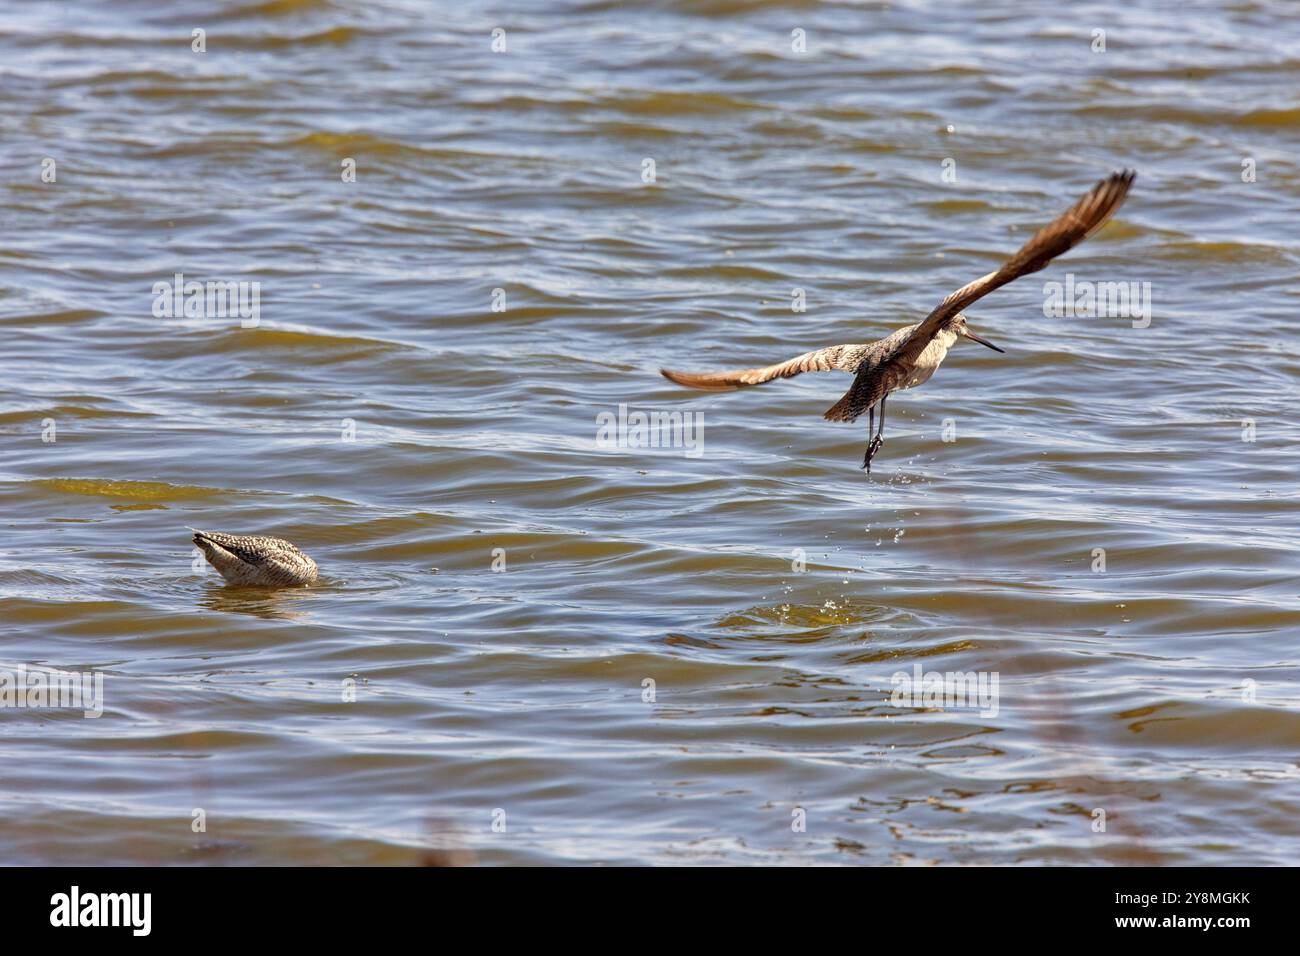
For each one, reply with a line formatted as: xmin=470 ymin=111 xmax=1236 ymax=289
xmin=946 ymin=313 xmax=1004 ymax=353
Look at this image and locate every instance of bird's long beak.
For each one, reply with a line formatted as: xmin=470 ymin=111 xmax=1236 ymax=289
xmin=961 ymin=329 xmax=1005 ymax=353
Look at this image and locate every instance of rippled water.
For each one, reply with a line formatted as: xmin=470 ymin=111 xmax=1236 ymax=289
xmin=2 ymin=0 xmax=1298 ymax=865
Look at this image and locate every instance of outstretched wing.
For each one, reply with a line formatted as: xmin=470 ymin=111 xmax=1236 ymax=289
xmin=661 ymin=343 xmax=853 ymax=391
xmin=824 ymin=169 xmax=1136 ymax=423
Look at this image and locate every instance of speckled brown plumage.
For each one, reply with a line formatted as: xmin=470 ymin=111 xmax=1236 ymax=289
xmin=192 ymin=530 xmax=319 ymax=587
xmin=660 ymin=170 xmax=1136 ymax=472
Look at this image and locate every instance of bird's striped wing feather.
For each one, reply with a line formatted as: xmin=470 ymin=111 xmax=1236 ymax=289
xmin=660 ymin=344 xmax=850 ymax=391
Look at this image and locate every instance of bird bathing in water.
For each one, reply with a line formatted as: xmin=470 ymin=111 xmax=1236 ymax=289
xmin=660 ymin=170 xmax=1136 ymax=473
xmin=192 ymin=530 xmax=319 ymax=587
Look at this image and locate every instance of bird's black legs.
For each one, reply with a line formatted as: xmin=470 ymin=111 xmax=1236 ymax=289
xmin=862 ymin=398 xmax=887 ymax=473
xmin=863 ymin=406 xmax=875 ymax=472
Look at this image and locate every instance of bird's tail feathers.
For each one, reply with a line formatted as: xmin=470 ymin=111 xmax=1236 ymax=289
xmin=823 ymin=390 xmax=862 ymax=423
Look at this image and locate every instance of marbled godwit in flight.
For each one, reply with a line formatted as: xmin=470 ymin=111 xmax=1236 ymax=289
xmin=661 ymin=170 xmax=1136 ymax=473
xmin=192 ymin=530 xmax=319 ymax=587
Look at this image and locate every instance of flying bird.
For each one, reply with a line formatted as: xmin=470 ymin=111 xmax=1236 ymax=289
xmin=192 ymin=530 xmax=319 ymax=587
xmin=660 ymin=170 xmax=1136 ymax=473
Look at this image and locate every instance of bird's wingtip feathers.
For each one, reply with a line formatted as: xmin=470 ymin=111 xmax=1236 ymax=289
xmin=660 ymin=367 xmax=742 ymax=391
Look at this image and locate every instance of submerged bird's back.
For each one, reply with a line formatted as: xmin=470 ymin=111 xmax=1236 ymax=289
xmin=192 ymin=530 xmax=319 ymax=587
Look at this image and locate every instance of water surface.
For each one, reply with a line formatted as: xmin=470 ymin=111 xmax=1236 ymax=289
xmin=1 ymin=0 xmax=1299 ymax=865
